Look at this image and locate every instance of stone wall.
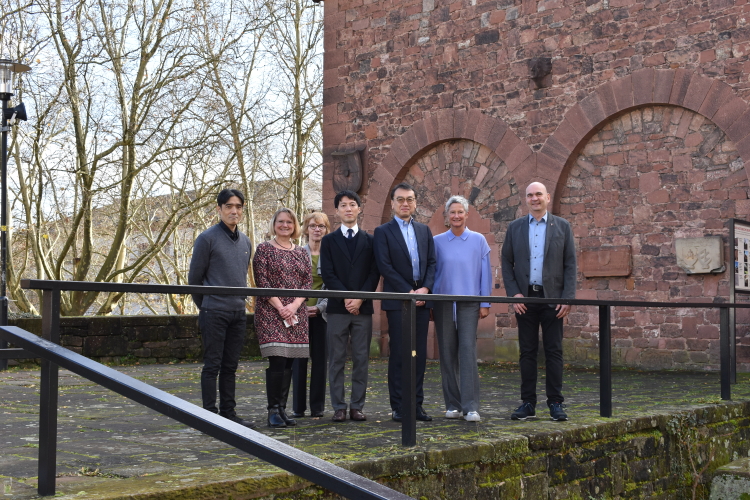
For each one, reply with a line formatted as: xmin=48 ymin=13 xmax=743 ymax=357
xmin=321 ymin=0 xmax=750 ymax=371
xmin=186 ymin=402 xmax=750 ymax=499
xmin=8 ymin=315 xmax=259 ymax=364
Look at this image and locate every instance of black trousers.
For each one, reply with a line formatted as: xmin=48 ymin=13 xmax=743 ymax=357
xmin=292 ymin=315 xmax=327 ymax=414
xmin=386 ymin=307 xmax=430 ymax=412
xmin=199 ymin=309 xmax=246 ymax=416
xmin=516 ymin=301 xmax=564 ymax=406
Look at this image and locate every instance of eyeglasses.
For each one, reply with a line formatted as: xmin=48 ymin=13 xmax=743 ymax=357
xmin=395 ymin=197 xmax=416 ymax=205
xmin=309 ymin=224 xmax=327 ymax=230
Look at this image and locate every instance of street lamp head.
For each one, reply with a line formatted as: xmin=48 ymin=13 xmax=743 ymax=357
xmin=0 ymin=59 xmax=31 ymax=97
xmin=4 ymin=102 xmax=26 ymax=123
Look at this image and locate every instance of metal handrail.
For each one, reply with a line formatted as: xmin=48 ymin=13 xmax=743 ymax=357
xmin=0 ymin=325 xmax=413 ymax=500
xmin=5 ymin=279 xmax=744 ymax=496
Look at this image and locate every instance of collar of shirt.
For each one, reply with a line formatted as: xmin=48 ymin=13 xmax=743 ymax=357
xmin=219 ymin=220 xmax=239 ymax=241
xmin=394 ymin=215 xmax=414 ymax=227
xmin=528 ymin=212 xmax=548 ymax=224
xmin=446 ymin=227 xmax=470 ymax=241
xmin=340 ymin=223 xmax=359 ymax=237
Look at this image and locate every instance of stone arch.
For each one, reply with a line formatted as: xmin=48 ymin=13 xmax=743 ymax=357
xmin=541 ymin=68 xmax=750 ymax=213
xmin=360 ymin=109 xmax=534 ymax=229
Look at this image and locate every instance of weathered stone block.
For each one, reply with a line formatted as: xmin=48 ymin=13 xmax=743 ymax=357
xmin=83 ymin=335 xmax=128 ymax=357
xmin=581 ymin=246 xmax=632 ymax=277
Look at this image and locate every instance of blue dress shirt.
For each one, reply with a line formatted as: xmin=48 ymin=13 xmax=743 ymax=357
xmin=528 ymin=212 xmax=547 ymax=286
xmin=395 ymin=216 xmax=421 ymax=282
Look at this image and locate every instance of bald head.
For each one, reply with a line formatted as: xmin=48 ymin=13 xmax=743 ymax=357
xmin=525 ymin=182 xmax=550 ymax=221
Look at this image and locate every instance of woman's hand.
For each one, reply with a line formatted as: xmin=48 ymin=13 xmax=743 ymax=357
xmin=307 ymin=306 xmax=318 ymax=317
xmin=277 ymin=303 xmax=297 ymax=320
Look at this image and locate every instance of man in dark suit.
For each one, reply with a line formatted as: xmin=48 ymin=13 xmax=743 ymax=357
xmin=501 ymin=181 xmax=577 ymax=421
xmin=320 ymin=190 xmax=380 ymax=422
xmin=374 ymin=182 xmax=436 ymax=422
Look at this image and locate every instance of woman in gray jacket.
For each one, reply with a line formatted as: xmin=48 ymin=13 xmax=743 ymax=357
xmin=291 ymin=212 xmax=330 ymax=418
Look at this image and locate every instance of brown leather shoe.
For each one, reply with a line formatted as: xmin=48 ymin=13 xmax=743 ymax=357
xmin=349 ymin=409 xmax=367 ymax=421
xmin=331 ymin=409 xmax=346 ymax=422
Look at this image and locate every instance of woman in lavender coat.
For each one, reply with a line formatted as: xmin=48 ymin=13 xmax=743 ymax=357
xmin=432 ymin=195 xmax=491 ymax=422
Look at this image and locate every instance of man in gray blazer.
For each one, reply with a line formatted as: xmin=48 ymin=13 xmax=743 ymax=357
xmin=501 ymin=182 xmax=576 ymax=421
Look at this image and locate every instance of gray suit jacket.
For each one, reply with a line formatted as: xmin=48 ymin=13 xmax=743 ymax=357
xmin=501 ymin=213 xmax=577 ymax=305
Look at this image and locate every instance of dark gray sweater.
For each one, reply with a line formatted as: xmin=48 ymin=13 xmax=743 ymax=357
xmin=188 ymin=224 xmax=253 ymax=311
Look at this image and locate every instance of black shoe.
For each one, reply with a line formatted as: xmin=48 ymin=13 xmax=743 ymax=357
xmin=291 ymin=411 xmax=305 ymax=419
xmin=549 ymin=402 xmax=568 ymax=421
xmin=310 ymin=410 xmax=324 ymax=418
xmin=222 ymin=413 xmax=257 ymax=429
xmin=510 ymin=402 xmax=536 ymax=420
xmin=392 ymin=410 xmax=402 ymax=422
xmin=416 ymin=406 xmax=432 ymax=421
xmin=267 ymin=408 xmax=287 ymax=428
xmin=278 ymin=407 xmax=297 ymax=427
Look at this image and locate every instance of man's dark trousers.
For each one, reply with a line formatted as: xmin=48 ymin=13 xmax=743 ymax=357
xmin=386 ymin=307 xmax=430 ymax=412
xmin=515 ymin=288 xmax=564 ymax=406
xmin=200 ymin=309 xmax=246 ymax=416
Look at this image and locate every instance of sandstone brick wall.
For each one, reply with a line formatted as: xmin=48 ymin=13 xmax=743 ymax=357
xmin=322 ymin=0 xmax=750 ymax=370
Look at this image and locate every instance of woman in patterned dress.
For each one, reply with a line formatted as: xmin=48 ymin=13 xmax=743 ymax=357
xmin=253 ymin=208 xmax=311 ymax=428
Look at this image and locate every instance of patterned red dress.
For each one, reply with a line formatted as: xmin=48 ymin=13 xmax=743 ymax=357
xmin=252 ymin=242 xmax=311 ymax=358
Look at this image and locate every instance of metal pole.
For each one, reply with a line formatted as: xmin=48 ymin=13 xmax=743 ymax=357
xmin=720 ymin=306 xmax=731 ymax=401
xmin=599 ymin=304 xmax=612 ymax=418
xmin=38 ymin=289 xmax=60 ymax=496
xmin=728 ymin=218 xmax=739 ymax=384
xmin=0 ymin=96 xmax=8 ymax=371
xmin=400 ymin=299 xmax=416 ymax=446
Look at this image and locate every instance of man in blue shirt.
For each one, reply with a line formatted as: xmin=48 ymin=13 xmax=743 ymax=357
xmin=501 ymin=182 xmax=577 ymax=421
xmin=374 ymin=182 xmax=436 ymax=422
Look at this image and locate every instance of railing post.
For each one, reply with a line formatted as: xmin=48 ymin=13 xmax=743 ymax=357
xmin=730 ymin=307 xmax=737 ymax=384
xmin=38 ymin=289 xmax=60 ymax=496
xmin=720 ymin=306 xmax=731 ymax=401
xmin=599 ymin=304 xmax=612 ymax=418
xmin=0 ymin=338 xmax=6 ymax=371
xmin=401 ymin=298 xmax=416 ymax=447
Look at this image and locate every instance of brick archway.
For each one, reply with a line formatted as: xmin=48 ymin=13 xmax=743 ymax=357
xmin=544 ymin=68 xmax=750 ymax=212
xmin=360 ymin=109 xmax=533 ymax=229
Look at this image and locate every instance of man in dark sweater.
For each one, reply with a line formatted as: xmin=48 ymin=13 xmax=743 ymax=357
xmin=319 ymin=190 xmax=380 ymax=422
xmin=188 ymin=189 xmax=255 ymax=429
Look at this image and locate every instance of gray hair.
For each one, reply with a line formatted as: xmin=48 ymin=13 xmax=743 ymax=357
xmin=444 ymin=195 xmax=469 ymax=213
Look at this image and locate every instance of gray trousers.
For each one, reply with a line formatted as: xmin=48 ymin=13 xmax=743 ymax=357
xmin=434 ymin=301 xmax=481 ymax=414
xmin=326 ymin=313 xmax=372 ymax=411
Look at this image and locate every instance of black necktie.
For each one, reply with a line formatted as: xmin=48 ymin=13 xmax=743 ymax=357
xmin=347 ymin=228 xmax=353 ymax=239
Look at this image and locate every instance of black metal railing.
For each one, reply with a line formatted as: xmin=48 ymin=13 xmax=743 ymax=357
xmin=0 ymin=324 xmax=413 ymax=499
xmin=2 ymin=279 xmax=748 ymax=497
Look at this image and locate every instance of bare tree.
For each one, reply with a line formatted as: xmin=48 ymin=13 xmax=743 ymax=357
xmin=265 ymin=0 xmax=323 ymax=224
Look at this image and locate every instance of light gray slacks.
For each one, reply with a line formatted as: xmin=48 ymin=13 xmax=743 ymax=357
xmin=326 ymin=313 xmax=372 ymax=411
xmin=434 ymin=301 xmax=481 ymax=414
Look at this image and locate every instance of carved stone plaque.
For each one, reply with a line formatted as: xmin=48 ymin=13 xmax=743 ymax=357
xmin=581 ymin=246 xmax=632 ymax=278
xmin=331 ymin=146 xmax=364 ymax=193
xmin=675 ymin=237 xmax=725 ymax=274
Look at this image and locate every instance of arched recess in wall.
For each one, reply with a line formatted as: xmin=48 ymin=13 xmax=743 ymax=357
xmin=543 ymin=69 xmax=750 ymax=369
xmin=361 ymin=108 xmax=535 ymax=234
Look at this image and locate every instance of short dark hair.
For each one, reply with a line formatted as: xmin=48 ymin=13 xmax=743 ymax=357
xmin=217 ymin=188 xmax=245 ymax=206
xmin=334 ymin=190 xmax=361 ymax=208
xmin=390 ymin=182 xmax=416 ymax=200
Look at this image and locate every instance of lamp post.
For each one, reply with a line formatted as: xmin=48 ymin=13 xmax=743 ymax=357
xmin=0 ymin=59 xmax=30 ymax=371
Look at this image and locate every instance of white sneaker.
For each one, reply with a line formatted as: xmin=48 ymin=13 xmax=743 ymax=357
xmin=464 ymin=411 xmax=481 ymax=422
xmin=445 ymin=410 xmax=462 ymax=419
